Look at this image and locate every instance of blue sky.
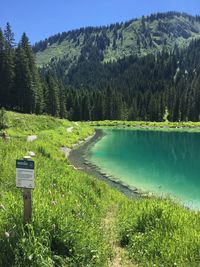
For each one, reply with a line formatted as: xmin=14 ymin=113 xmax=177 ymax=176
xmin=1 ymin=0 xmax=200 ymax=44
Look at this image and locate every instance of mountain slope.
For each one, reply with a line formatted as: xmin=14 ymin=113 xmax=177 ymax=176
xmin=64 ymin=39 xmax=200 ymax=122
xmin=34 ymin=12 xmax=200 ymax=67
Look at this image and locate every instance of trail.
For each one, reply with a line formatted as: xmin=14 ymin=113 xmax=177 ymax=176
xmin=103 ymin=205 xmax=137 ymax=267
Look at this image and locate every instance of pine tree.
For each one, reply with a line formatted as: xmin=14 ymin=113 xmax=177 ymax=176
xmin=45 ymin=74 xmax=60 ymax=116
xmin=2 ymin=23 xmax=15 ymax=108
xmin=4 ymin=23 xmax=15 ymax=48
xmin=21 ymin=33 xmax=44 ymax=113
xmin=59 ymin=85 xmax=67 ymax=118
xmin=15 ymin=33 xmax=44 ymax=113
xmin=80 ymin=92 xmax=90 ymax=120
xmin=0 ymin=28 xmax=5 ymax=107
xmin=15 ymin=44 xmax=33 ymax=112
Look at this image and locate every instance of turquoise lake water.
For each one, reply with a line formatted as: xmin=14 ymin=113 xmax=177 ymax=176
xmin=88 ymin=129 xmax=200 ymax=209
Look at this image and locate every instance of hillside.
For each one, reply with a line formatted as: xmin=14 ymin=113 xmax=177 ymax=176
xmin=30 ymin=12 xmax=200 ymax=123
xmin=2 ymin=13 xmax=200 ymax=122
xmin=34 ymin=12 xmax=200 ymax=67
xmin=1 ymin=111 xmax=200 ymax=266
xmin=40 ymin=39 xmax=200 ymax=122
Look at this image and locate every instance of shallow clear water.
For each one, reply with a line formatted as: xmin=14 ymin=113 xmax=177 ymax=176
xmin=88 ymin=129 xmax=200 ymax=209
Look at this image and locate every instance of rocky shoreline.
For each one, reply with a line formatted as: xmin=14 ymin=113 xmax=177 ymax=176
xmin=68 ymin=129 xmax=144 ymax=199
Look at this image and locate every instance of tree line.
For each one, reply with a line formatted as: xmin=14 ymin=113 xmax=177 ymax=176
xmin=1 ymin=23 xmax=200 ymax=122
xmin=45 ymin=38 xmax=200 ymax=122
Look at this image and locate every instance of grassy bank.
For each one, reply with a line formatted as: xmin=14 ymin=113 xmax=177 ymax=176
xmin=117 ymin=197 xmax=200 ymax=267
xmin=1 ymin=112 xmax=200 ymax=267
xmin=90 ymin=120 xmax=200 ymax=131
xmin=0 ymin=112 xmax=119 ymax=266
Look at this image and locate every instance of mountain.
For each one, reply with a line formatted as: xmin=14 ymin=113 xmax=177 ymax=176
xmin=1 ymin=12 xmax=200 ymax=122
xmin=34 ymin=12 xmax=200 ymax=68
xmin=54 ymin=39 xmax=200 ymax=122
xmin=30 ymin=12 xmax=200 ymax=122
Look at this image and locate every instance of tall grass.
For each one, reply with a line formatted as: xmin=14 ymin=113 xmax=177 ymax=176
xmin=1 ymin=112 xmax=200 ymax=266
xmin=117 ymin=197 xmax=200 ymax=267
xmin=0 ymin=112 xmax=117 ymax=266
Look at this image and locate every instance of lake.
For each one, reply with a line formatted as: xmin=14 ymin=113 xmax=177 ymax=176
xmin=87 ymin=129 xmax=200 ymax=209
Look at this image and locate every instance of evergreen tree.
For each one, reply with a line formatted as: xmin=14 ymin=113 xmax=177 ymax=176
xmin=15 ymin=33 xmax=44 ymax=113
xmin=0 ymin=28 xmax=5 ymax=107
xmin=59 ymin=84 xmax=67 ymax=118
xmin=15 ymin=44 xmax=34 ymax=112
xmin=45 ymin=74 xmax=60 ymax=116
xmin=2 ymin=23 xmax=15 ymax=108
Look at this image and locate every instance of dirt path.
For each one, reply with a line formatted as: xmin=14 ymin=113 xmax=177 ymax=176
xmin=103 ymin=205 xmax=137 ymax=267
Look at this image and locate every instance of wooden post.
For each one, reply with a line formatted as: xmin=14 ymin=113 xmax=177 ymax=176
xmin=23 ymin=156 xmax=32 ymax=224
xmin=23 ymin=189 xmax=32 ymax=224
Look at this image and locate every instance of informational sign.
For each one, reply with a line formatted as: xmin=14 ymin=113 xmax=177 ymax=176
xmin=16 ymin=160 xmax=34 ymax=189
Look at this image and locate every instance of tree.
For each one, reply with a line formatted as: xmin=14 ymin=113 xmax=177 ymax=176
xmin=15 ymin=44 xmax=34 ymax=112
xmin=4 ymin=23 xmax=15 ymax=48
xmin=15 ymin=33 xmax=44 ymax=113
xmin=0 ymin=28 xmax=5 ymax=107
xmin=45 ymin=74 xmax=60 ymax=117
xmin=59 ymin=85 xmax=67 ymax=118
xmin=2 ymin=23 xmax=15 ymax=108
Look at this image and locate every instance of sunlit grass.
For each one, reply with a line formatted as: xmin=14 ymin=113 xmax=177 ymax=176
xmin=90 ymin=120 xmax=200 ymax=132
xmin=1 ymin=112 xmax=200 ymax=266
xmin=117 ymin=197 xmax=200 ymax=266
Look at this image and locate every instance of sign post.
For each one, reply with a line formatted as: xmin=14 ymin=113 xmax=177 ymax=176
xmin=23 ymin=189 xmax=32 ymax=224
xmin=16 ymin=157 xmax=34 ymax=224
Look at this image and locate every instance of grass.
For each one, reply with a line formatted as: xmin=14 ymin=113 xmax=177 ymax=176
xmin=117 ymin=197 xmax=200 ymax=267
xmin=36 ymin=38 xmax=83 ymax=66
xmin=0 ymin=112 xmax=118 ymax=266
xmin=90 ymin=120 xmax=200 ymax=132
xmin=1 ymin=112 xmax=200 ymax=266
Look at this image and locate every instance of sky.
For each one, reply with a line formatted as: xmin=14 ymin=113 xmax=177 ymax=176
xmin=1 ymin=0 xmax=200 ymax=44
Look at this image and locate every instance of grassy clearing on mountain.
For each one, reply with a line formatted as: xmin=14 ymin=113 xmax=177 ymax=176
xmin=1 ymin=112 xmax=200 ymax=267
xmin=35 ymin=13 xmax=200 ymax=67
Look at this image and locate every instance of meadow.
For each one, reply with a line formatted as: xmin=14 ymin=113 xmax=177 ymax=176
xmin=1 ymin=112 xmax=200 ymax=267
xmin=90 ymin=120 xmax=200 ymax=131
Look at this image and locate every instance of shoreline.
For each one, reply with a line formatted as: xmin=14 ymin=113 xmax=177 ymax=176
xmin=90 ymin=121 xmax=200 ymax=133
xmin=90 ymin=125 xmax=200 ymax=133
xmin=69 ymin=127 xmax=200 ymax=209
xmin=68 ymin=129 xmax=141 ymax=198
